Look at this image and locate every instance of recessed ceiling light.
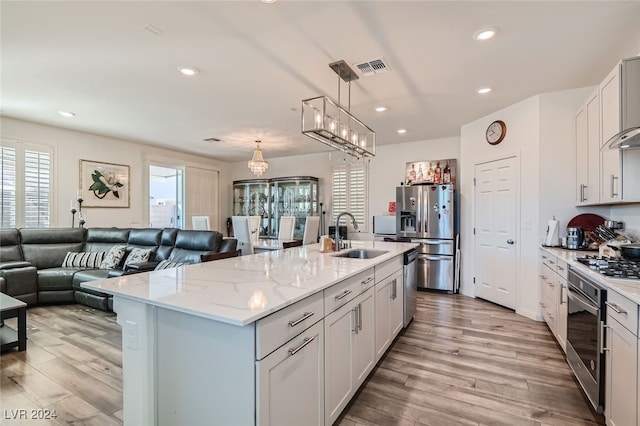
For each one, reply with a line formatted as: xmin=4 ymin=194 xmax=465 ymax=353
xmin=58 ymin=110 xmax=76 ymax=118
xmin=375 ymin=106 xmax=387 ymax=112
xmin=478 ymin=87 xmax=492 ymax=94
xmin=178 ymin=67 xmax=199 ymax=76
xmin=261 ymin=0 xmax=277 ymax=3
xmin=397 ymin=129 xmax=407 ymax=134
xmin=473 ymin=27 xmax=499 ymax=41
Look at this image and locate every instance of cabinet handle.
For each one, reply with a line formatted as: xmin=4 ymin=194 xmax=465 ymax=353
xmin=540 ymin=302 xmax=546 ymax=308
xmin=605 ymin=301 xmax=627 ymax=315
xmin=391 ymin=279 xmax=397 ymax=300
xmin=336 ymin=289 xmax=352 ymax=300
xmin=548 ymin=283 xmax=555 ymax=288
xmin=361 ymin=277 xmax=374 ymax=285
xmin=353 ymin=304 xmax=360 ymax=334
xmin=288 ymin=335 xmax=316 ymax=356
xmin=557 ymin=266 xmax=565 ymax=272
xmin=288 ymin=311 xmax=314 ymax=327
xmin=601 ymin=322 xmax=609 ymax=353
xmin=611 ymin=175 xmax=619 ymax=198
xmin=580 ymin=184 xmax=587 ymax=202
xmin=560 ymin=284 xmax=566 ymax=305
xmin=358 ymin=303 xmax=363 ymax=331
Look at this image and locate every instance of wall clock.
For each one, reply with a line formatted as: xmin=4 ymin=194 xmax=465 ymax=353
xmin=486 ymin=120 xmax=507 ymax=145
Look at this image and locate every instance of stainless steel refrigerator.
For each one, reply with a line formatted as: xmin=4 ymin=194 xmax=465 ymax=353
xmin=396 ymin=184 xmax=459 ymax=292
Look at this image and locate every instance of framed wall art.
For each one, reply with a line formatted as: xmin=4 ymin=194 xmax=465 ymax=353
xmin=79 ymin=159 xmax=130 ymax=208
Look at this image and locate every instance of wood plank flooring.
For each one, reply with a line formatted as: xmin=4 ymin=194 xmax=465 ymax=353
xmin=0 ymin=292 xmax=603 ymax=425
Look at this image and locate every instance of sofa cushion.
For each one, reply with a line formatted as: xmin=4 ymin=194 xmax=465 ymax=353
xmin=72 ymin=269 xmax=110 ymax=287
xmin=62 ymin=251 xmax=106 ymax=268
xmin=123 ymin=248 xmax=152 ymax=268
xmin=19 ymin=228 xmax=86 ymax=269
xmin=37 ymin=268 xmax=78 ymax=291
xmin=0 ymin=228 xmax=23 ymax=262
xmin=155 ymin=228 xmax=179 ymax=261
xmin=85 ymin=228 xmax=130 ymax=252
xmin=155 ymin=259 xmax=186 ymax=270
xmin=100 ymin=245 xmax=126 ymax=269
xmin=168 ymin=230 xmax=222 ymax=264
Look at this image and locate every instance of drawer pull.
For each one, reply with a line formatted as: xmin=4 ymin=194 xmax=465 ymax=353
xmin=557 ymin=266 xmax=565 ymax=271
xmin=605 ymin=301 xmax=627 ymax=315
xmin=391 ymin=279 xmax=397 ymax=300
xmin=335 ymin=289 xmax=353 ymax=300
xmin=361 ymin=277 xmax=374 ymax=285
xmin=288 ymin=335 xmax=316 ymax=356
xmin=288 ymin=311 xmax=314 ymax=327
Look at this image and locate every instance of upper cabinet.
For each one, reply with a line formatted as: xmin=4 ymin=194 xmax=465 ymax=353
xmin=576 ymin=89 xmax=600 ymax=205
xmin=575 ymin=56 xmax=640 ymax=206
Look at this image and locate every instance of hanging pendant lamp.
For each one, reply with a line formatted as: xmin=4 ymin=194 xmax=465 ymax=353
xmin=248 ymin=140 xmax=269 ymax=177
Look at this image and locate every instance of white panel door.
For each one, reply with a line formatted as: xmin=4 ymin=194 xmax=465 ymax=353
xmin=474 ymin=156 xmax=518 ymax=310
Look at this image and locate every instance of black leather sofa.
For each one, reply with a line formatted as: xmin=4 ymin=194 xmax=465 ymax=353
xmin=0 ymin=227 xmax=237 ymax=311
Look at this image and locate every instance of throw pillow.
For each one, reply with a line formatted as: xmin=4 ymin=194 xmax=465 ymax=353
xmin=155 ymin=259 xmax=186 ymax=270
xmin=100 ymin=245 xmax=127 ymax=269
xmin=123 ymin=248 xmax=152 ymax=268
xmin=62 ymin=251 xmax=106 ymax=268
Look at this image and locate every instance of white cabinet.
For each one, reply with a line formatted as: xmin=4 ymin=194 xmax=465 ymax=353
xmin=375 ymin=269 xmax=404 ymax=361
xmin=324 ymin=288 xmax=375 ymax=426
xmin=256 ymin=320 xmax=324 ymax=426
xmin=576 ymin=89 xmax=600 ymax=205
xmin=539 ymin=249 xmax=567 ymax=352
xmin=600 ymin=65 xmax=622 ymax=203
xmin=604 ymin=290 xmax=638 ymax=426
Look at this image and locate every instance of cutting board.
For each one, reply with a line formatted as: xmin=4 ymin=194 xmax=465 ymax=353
xmin=567 ymin=213 xmax=606 ymax=232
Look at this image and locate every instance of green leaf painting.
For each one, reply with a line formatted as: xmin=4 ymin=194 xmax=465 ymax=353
xmin=88 ymin=169 xmax=124 ymax=199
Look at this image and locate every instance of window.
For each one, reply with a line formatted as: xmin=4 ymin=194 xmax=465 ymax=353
xmin=1 ymin=140 xmax=53 ymax=228
xmin=331 ymin=162 xmax=368 ymax=232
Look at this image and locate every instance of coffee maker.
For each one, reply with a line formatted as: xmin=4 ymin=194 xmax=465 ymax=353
xmin=566 ymin=226 xmax=585 ymax=250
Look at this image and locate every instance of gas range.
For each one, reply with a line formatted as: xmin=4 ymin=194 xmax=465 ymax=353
xmin=576 ymin=255 xmax=640 ymax=280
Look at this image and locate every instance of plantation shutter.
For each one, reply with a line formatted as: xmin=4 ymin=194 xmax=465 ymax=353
xmin=0 ymin=146 xmax=17 ymax=227
xmin=24 ymin=148 xmax=51 ymax=227
xmin=0 ymin=140 xmax=53 ymax=228
xmin=185 ymin=166 xmax=219 ymax=230
xmin=331 ymin=163 xmax=368 ymax=232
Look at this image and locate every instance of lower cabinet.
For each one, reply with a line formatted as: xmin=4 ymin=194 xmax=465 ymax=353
xmin=325 ymin=288 xmax=375 ymax=426
xmin=256 ymin=320 xmax=325 ymax=426
xmin=604 ymin=290 xmax=639 ymax=426
xmin=539 ymin=250 xmax=567 ymax=353
xmin=375 ymin=269 xmax=404 ymax=361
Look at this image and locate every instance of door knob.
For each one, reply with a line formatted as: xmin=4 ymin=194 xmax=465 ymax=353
xmin=507 ymin=239 xmax=514 ymax=245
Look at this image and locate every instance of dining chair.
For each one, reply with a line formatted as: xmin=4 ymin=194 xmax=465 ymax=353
xmin=200 ymin=250 xmax=241 ymax=262
xmin=192 ymin=216 xmax=211 ymax=230
xmin=232 ymin=216 xmax=254 ymax=256
xmin=278 ymin=216 xmax=296 ymax=240
xmin=302 ymin=216 xmax=320 ymax=245
xmin=249 ymin=216 xmax=261 ymax=242
xmin=282 ymin=240 xmax=303 ymax=249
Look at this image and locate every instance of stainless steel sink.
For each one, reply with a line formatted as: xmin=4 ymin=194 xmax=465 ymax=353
xmin=332 ymin=249 xmax=389 ymax=259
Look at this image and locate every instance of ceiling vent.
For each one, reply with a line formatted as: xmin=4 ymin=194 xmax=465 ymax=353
xmin=353 ymin=57 xmax=391 ymax=77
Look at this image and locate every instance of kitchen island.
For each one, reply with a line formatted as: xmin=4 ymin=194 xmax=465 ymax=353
xmin=82 ymin=241 xmax=417 ymax=426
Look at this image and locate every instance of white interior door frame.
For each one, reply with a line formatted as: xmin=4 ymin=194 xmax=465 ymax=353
xmin=472 ymin=152 xmax=521 ymax=310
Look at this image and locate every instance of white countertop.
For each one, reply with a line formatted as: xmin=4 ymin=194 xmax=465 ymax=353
xmin=82 ymin=241 xmax=417 ymax=326
xmin=541 ymin=246 xmax=640 ymax=306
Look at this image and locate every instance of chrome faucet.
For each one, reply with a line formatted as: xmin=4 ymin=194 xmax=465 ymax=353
xmin=335 ymin=212 xmax=358 ymax=250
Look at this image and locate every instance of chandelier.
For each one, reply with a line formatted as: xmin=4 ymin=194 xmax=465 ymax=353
xmin=247 ymin=140 xmax=269 ymax=177
xmin=302 ymin=60 xmax=376 ymax=158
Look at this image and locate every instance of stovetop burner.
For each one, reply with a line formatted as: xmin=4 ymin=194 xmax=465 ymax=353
xmin=576 ymin=255 xmax=640 ymax=280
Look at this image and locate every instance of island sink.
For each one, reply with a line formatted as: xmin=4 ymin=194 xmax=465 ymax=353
xmin=332 ymin=249 xmax=389 ymax=259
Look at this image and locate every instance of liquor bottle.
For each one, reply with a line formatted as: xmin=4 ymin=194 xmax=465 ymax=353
xmin=434 ymin=162 xmax=442 ymax=184
xmin=416 ymin=164 xmax=423 ymax=182
xmin=426 ymin=162 xmax=434 ymax=182
xmin=408 ymin=164 xmax=416 ymax=184
xmin=443 ymin=161 xmax=451 ymax=184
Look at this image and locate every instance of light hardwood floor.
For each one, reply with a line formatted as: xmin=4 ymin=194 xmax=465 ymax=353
xmin=1 ymin=292 xmax=603 ymax=425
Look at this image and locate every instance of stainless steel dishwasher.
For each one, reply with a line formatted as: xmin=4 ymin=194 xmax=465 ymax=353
xmin=403 ymin=249 xmax=417 ymax=327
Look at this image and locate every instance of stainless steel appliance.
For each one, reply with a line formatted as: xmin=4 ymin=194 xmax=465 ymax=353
xmin=396 ymin=183 xmax=458 ymax=292
xmin=566 ymin=265 xmax=607 ymax=413
xmin=403 ymin=249 xmax=417 ymax=327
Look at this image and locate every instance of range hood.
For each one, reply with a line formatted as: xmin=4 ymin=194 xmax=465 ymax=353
xmin=606 ymin=126 xmax=640 ymax=149
xmin=605 ymin=56 xmax=640 ymax=150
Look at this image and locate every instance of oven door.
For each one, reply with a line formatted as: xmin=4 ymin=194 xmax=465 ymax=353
xmin=566 ymin=282 xmax=604 ymax=412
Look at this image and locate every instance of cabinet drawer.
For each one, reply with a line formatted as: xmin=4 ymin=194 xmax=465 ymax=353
xmin=374 ymin=255 xmax=403 ymax=283
xmin=324 ymin=269 xmax=375 ymax=314
xmin=606 ymin=290 xmax=638 ymax=336
xmin=555 ymin=259 xmax=568 ymax=280
xmin=256 ymin=291 xmax=324 ymax=360
xmin=541 ymin=294 xmax=557 ymax=332
xmin=540 ymin=251 xmax=557 ymax=270
xmin=540 ymin=269 xmax=558 ymax=306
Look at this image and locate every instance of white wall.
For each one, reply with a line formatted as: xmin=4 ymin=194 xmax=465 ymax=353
xmin=460 ymin=88 xmax=611 ymax=320
xmin=1 ymin=117 xmax=232 ymax=231
xmin=228 ymin=137 xmax=460 ymax=238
